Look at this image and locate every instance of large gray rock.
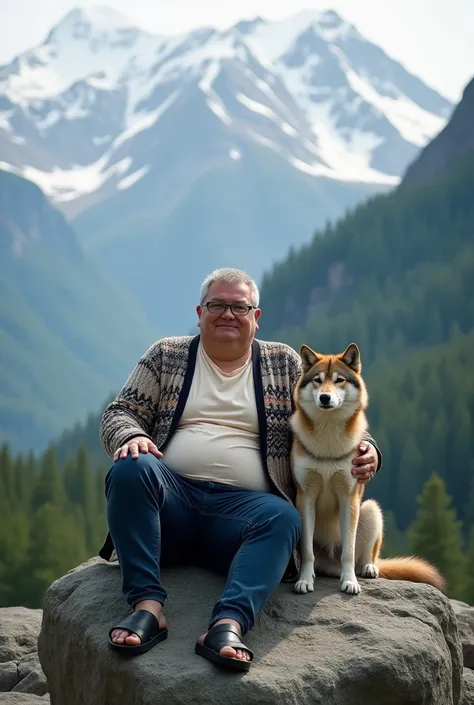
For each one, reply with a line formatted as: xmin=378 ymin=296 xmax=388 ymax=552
xmin=0 ymin=696 xmax=50 ymax=703
xmin=451 ymin=600 xmax=474 ymax=670
xmin=0 ymin=608 xmax=48 ymax=697
xmin=461 ymin=668 xmax=474 ymax=705
xmin=38 ymin=557 xmax=463 ymax=705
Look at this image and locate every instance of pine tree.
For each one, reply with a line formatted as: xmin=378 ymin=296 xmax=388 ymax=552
xmin=31 ymin=445 xmax=65 ymax=511
xmin=74 ymin=444 xmax=97 ymax=553
xmin=407 ymin=474 xmax=467 ymax=599
xmin=394 ymin=434 xmax=423 ymax=528
xmin=27 ymin=504 xmax=87 ymax=606
xmin=95 ymin=466 xmax=108 ymax=548
xmin=381 ymin=511 xmax=408 ymax=557
xmin=0 ymin=509 xmax=30 ymax=607
xmin=0 ymin=443 xmax=15 ymax=509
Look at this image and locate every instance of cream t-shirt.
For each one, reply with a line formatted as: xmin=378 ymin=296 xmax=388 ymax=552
xmin=162 ymin=342 xmax=271 ymax=492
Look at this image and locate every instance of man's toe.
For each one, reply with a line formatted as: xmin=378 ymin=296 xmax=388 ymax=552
xmin=110 ymin=629 xmax=141 ymax=645
xmin=124 ymin=632 xmax=141 ymax=645
xmin=111 ymin=629 xmax=126 ymax=643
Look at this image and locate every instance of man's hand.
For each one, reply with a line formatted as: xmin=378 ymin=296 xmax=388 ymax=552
xmin=351 ymin=442 xmax=378 ymax=484
xmin=113 ymin=436 xmax=163 ymax=461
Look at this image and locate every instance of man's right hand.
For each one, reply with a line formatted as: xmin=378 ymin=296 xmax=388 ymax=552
xmin=113 ymin=437 xmax=163 ymax=461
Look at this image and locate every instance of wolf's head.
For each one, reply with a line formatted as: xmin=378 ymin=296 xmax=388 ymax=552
xmin=296 ymin=343 xmax=368 ymax=416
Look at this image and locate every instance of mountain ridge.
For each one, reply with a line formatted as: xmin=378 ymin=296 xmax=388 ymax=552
xmin=0 ymin=168 xmax=158 ymax=452
xmin=0 ymin=4 xmax=452 ymax=211
xmin=402 ymin=75 xmax=474 ymax=185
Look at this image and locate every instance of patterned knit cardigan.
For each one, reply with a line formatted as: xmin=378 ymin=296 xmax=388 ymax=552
xmin=99 ymin=334 xmax=381 ymax=578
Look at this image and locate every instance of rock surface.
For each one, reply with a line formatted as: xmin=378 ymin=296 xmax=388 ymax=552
xmin=0 ymin=696 xmax=50 ymax=703
xmin=38 ymin=557 xmax=464 ymax=705
xmin=451 ymin=600 xmax=474 ymax=671
xmin=461 ymin=668 xmax=474 ymax=705
xmin=0 ymin=608 xmax=48 ymax=699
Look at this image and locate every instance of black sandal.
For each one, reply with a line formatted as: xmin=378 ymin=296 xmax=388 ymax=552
xmin=195 ymin=623 xmax=253 ymax=672
xmin=108 ymin=610 xmax=168 ymax=655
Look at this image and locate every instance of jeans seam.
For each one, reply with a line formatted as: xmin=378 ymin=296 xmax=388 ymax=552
xmin=199 ymin=511 xmax=254 ymax=528
xmin=159 ymin=483 xmax=194 ymax=510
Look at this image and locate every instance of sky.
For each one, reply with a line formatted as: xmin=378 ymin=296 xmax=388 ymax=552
xmin=1 ymin=0 xmax=473 ymax=101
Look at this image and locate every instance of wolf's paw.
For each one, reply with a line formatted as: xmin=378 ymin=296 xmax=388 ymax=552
xmin=360 ymin=563 xmax=379 ymax=579
xmin=340 ymin=574 xmax=360 ymax=595
xmin=294 ymin=579 xmax=314 ymax=594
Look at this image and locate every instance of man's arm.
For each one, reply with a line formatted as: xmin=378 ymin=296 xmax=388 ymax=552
xmin=363 ymin=432 xmax=382 ymax=472
xmin=100 ymin=340 xmax=162 ymax=457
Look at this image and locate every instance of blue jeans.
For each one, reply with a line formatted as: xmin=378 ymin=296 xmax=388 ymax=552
xmin=104 ymin=453 xmax=301 ymax=634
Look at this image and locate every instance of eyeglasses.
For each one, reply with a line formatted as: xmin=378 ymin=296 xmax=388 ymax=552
xmin=203 ymin=302 xmax=257 ymax=316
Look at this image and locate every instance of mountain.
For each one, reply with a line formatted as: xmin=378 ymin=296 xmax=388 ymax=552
xmin=0 ymin=169 xmax=157 ymax=452
xmin=0 ymin=7 xmax=451 ymax=197
xmin=402 ymin=75 xmax=474 ymax=185
xmin=0 ymin=6 xmax=453 ymax=333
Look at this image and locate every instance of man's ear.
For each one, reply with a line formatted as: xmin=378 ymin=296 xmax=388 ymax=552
xmin=196 ymin=305 xmax=202 ymax=327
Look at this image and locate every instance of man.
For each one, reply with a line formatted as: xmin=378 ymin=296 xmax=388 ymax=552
xmin=99 ymin=268 xmax=381 ymax=672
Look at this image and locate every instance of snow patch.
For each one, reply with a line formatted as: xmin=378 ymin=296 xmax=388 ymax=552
xmin=247 ymin=129 xmax=284 ymax=155
xmin=281 ymin=122 xmax=297 ymax=136
xmin=92 ymin=134 xmax=111 ymax=145
xmin=114 ymin=91 xmax=178 ymax=149
xmin=344 ymin=65 xmax=446 ymax=145
xmin=17 ymin=155 xmax=132 ymax=203
xmin=199 ymin=58 xmax=232 ymax=126
xmin=118 ymin=165 xmax=149 ymax=189
xmin=0 ymin=111 xmax=13 ymax=131
xmin=36 ymin=110 xmax=61 ymax=130
xmin=288 ymin=155 xmax=399 ymax=184
xmin=198 ymin=60 xmax=221 ymax=93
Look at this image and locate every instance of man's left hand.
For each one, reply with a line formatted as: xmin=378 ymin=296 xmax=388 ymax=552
xmin=352 ymin=442 xmax=378 ymax=484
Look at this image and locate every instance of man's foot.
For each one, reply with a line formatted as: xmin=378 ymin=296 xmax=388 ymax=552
xmin=197 ymin=619 xmax=251 ymax=663
xmin=110 ymin=599 xmax=166 ymax=646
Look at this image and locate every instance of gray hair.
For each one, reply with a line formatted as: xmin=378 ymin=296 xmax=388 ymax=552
xmin=199 ymin=268 xmax=260 ymax=307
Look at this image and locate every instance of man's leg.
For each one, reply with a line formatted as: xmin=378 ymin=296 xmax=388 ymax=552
xmin=105 ymin=453 xmax=198 ymax=645
xmin=197 ymin=486 xmax=301 ymax=662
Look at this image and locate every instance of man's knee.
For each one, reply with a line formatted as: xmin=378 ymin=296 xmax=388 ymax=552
xmin=265 ymin=497 xmax=302 ymax=541
xmin=106 ymin=452 xmax=161 ymax=492
xmin=280 ymin=502 xmax=302 ymax=539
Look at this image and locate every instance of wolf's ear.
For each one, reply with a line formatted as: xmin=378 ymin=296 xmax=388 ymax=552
xmin=340 ymin=343 xmax=361 ymax=372
xmin=300 ymin=345 xmax=320 ymax=371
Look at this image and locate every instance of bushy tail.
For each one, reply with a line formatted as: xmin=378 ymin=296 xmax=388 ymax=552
xmin=377 ymin=556 xmax=446 ymax=592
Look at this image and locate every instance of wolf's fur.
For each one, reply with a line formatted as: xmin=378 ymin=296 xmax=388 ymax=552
xmin=290 ymin=343 xmax=445 ymax=595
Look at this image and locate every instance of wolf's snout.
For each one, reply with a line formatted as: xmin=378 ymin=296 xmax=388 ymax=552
xmin=319 ymin=393 xmax=331 ymax=406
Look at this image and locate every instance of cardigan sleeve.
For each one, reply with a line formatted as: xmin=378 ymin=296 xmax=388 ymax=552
xmin=99 ymin=340 xmax=162 ymax=457
xmin=364 ymin=431 xmax=383 ymax=471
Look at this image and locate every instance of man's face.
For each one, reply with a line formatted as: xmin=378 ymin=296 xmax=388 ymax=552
xmin=197 ymin=281 xmax=261 ymax=346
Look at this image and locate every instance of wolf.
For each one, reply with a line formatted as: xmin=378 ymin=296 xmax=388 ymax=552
xmin=290 ymin=342 xmax=445 ymax=596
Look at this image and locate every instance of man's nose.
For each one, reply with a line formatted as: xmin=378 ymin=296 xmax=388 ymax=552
xmin=222 ymin=307 xmax=236 ymax=318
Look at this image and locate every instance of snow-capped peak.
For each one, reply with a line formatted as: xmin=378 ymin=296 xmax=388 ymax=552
xmin=2 ymin=5 xmax=160 ymax=102
xmin=0 ymin=5 xmax=454 ymax=206
xmin=45 ymin=5 xmax=138 ymax=43
xmin=241 ymin=8 xmax=356 ymax=63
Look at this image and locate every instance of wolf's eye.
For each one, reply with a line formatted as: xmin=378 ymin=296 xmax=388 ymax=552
xmin=336 ymin=376 xmax=346 ymax=384
xmin=313 ymin=376 xmax=322 ymax=384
